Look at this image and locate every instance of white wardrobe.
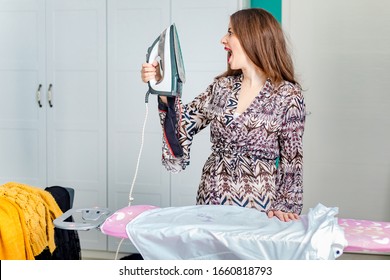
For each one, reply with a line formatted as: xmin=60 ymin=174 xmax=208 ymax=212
xmin=0 ymin=0 xmax=248 ymax=253
xmin=0 ymin=0 xmax=108 ymax=249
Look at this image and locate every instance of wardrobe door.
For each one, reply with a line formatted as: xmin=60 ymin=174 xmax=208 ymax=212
xmin=0 ymin=0 xmax=47 ymax=187
xmin=170 ymin=0 xmax=248 ymax=206
xmin=107 ymin=0 xmax=171 ymax=253
xmin=45 ymin=0 xmax=107 ymax=250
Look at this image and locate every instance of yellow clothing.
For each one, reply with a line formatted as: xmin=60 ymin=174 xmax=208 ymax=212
xmin=0 ymin=197 xmax=34 ymax=259
xmin=0 ymin=182 xmax=63 ymax=259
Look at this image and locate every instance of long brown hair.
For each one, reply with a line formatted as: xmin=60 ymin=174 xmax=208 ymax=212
xmin=219 ymin=8 xmax=297 ymax=85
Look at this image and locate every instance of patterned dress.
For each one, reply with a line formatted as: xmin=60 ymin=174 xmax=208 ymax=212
xmin=158 ymin=74 xmax=306 ymax=214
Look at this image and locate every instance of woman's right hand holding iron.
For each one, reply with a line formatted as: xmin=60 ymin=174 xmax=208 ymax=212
xmin=141 ymin=61 xmax=161 ymax=83
xmin=141 ymin=61 xmax=167 ymax=104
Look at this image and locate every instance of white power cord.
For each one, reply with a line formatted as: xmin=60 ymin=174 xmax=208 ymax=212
xmin=114 ymin=101 xmax=149 ymax=260
xmin=114 ymin=238 xmax=126 ymax=260
xmin=128 ymin=102 xmax=149 ymax=206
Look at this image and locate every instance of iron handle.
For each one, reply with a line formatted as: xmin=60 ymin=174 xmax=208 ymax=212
xmin=47 ymin=84 xmax=53 ymax=107
xmin=36 ymin=84 xmax=42 ymax=107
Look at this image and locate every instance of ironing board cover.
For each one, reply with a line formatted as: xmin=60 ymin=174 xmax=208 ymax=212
xmin=338 ymin=218 xmax=390 ymax=254
xmin=126 ymin=203 xmax=347 ymax=260
xmin=100 ymin=205 xmax=159 ymax=239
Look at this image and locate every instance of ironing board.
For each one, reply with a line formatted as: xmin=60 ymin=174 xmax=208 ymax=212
xmin=338 ymin=218 xmax=390 ymax=254
xmin=123 ymin=204 xmax=346 ymax=260
xmin=54 ymin=205 xmax=390 ymax=259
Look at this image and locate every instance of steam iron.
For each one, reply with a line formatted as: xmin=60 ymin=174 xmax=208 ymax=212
xmin=146 ymin=23 xmax=185 ymax=98
xmin=145 ymin=23 xmax=185 ymax=157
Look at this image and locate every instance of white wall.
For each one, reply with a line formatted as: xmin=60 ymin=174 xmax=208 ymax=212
xmin=283 ymin=0 xmax=390 ymax=221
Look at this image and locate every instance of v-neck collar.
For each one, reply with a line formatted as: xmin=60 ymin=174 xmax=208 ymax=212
xmin=224 ymin=75 xmax=273 ymax=126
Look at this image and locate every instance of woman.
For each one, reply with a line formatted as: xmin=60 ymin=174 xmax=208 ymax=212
xmin=141 ymin=8 xmax=305 ymax=222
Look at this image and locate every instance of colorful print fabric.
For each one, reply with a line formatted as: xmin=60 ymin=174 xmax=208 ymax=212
xmin=159 ymin=74 xmax=305 ymax=214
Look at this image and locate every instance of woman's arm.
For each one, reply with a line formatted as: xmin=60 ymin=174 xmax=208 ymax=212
xmin=271 ymin=84 xmax=306 ymax=217
xmin=159 ymin=82 xmax=216 ymax=173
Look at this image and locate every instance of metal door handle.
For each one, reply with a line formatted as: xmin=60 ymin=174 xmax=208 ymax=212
xmin=36 ymin=84 xmax=42 ymax=107
xmin=47 ymin=84 xmax=53 ymax=107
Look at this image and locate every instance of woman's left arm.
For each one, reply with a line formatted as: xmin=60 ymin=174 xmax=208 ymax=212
xmin=271 ymin=84 xmax=306 ymax=217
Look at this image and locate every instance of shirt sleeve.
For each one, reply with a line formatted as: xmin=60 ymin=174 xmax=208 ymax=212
xmin=272 ymin=84 xmax=306 ymax=214
xmin=158 ymin=82 xmax=216 ymax=173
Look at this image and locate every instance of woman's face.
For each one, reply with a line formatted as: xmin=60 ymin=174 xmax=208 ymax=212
xmin=221 ymin=23 xmax=248 ymax=70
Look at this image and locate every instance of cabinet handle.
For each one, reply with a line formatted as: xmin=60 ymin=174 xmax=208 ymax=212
xmin=36 ymin=84 xmax=42 ymax=107
xmin=47 ymin=84 xmax=53 ymax=107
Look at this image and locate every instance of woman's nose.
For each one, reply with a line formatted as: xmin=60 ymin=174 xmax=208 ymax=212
xmin=220 ymin=34 xmax=227 ymax=44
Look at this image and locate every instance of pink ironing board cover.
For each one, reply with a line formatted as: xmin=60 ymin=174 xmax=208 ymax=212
xmin=101 ymin=205 xmax=159 ymax=239
xmin=338 ymin=218 xmax=390 ymax=253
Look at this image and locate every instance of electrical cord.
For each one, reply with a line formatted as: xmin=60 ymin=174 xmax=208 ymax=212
xmin=115 ymin=238 xmax=125 ymax=260
xmin=114 ymin=92 xmax=150 ymax=259
xmin=128 ymin=100 xmax=149 ymax=206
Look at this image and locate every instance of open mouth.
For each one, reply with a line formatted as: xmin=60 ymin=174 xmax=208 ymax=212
xmin=225 ymin=47 xmax=232 ymax=63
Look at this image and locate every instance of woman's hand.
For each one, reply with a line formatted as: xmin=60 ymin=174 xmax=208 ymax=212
xmin=267 ymin=210 xmax=299 ymax=222
xmin=141 ymin=60 xmax=162 ymax=83
xmin=141 ymin=61 xmax=167 ymax=104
